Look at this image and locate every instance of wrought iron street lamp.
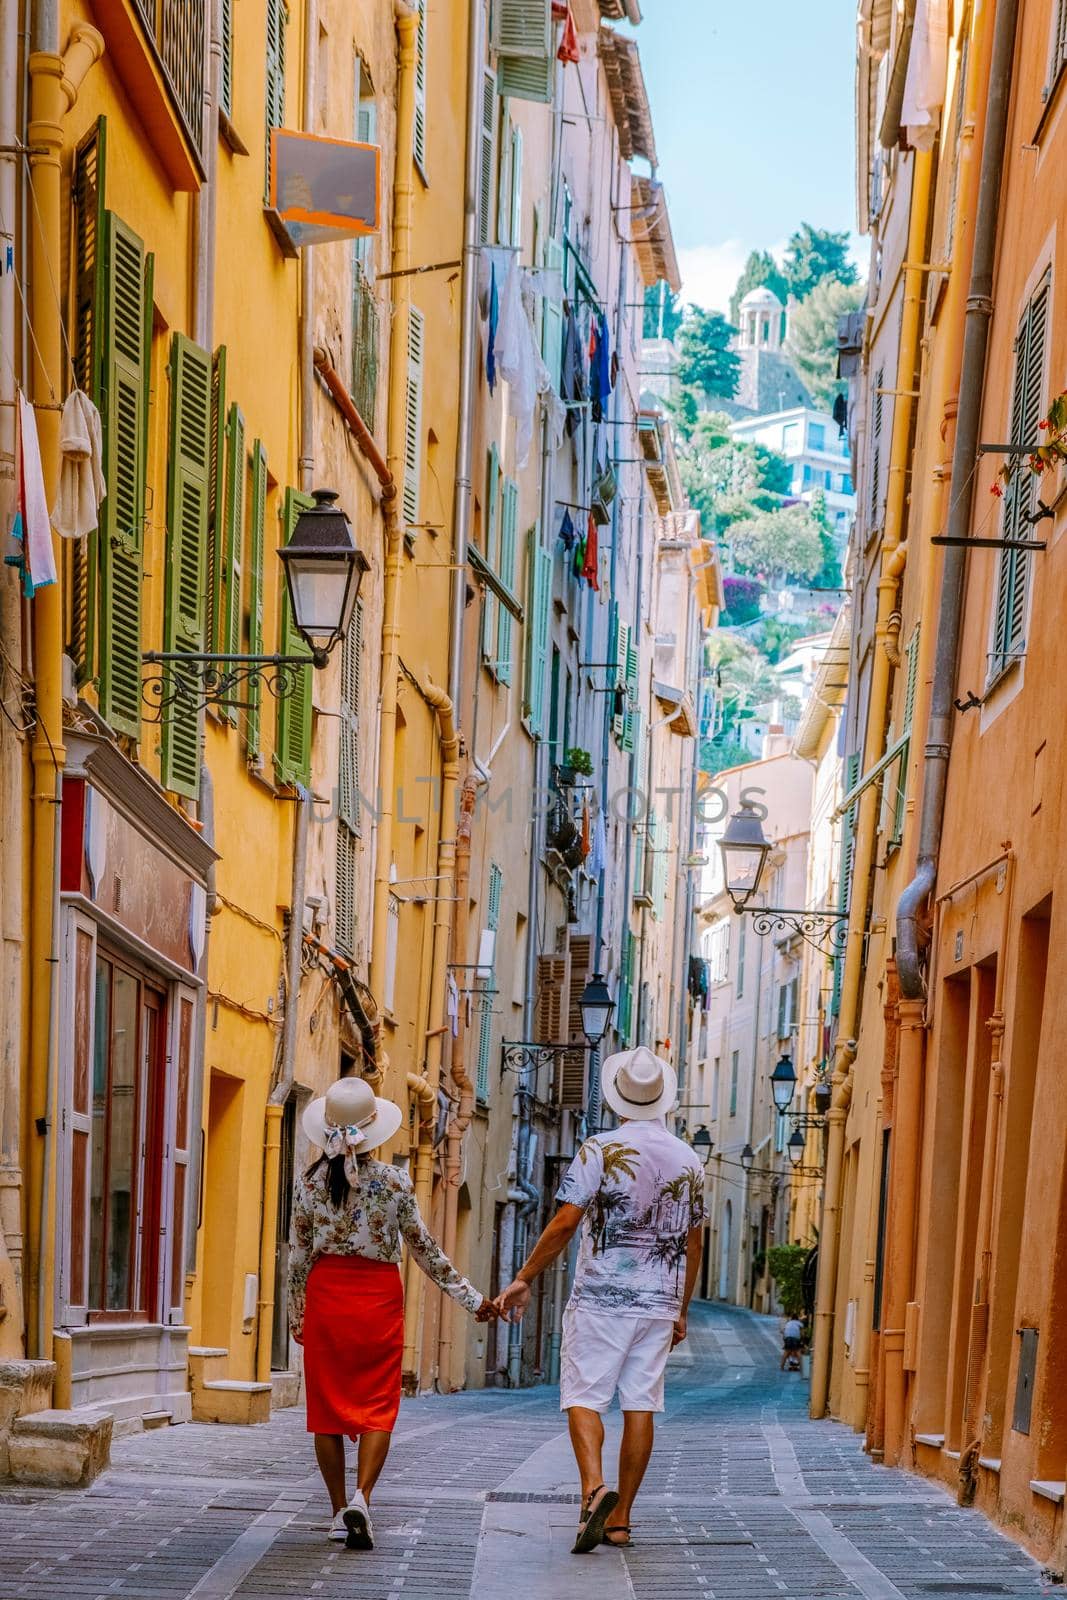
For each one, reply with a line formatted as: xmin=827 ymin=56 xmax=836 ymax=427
xmin=787 ymin=1126 xmax=807 ymax=1168
xmin=719 ymin=801 xmax=848 ymax=957
xmin=143 ymin=488 xmax=370 ymax=717
xmin=740 ymin=1143 xmax=755 ymax=1173
xmin=769 ymin=1053 xmax=797 ymax=1113
xmin=579 ymin=972 xmax=615 ymax=1046
xmin=690 ymin=1125 xmax=714 ymax=1166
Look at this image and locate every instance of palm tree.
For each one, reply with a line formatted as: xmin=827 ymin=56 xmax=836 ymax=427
xmin=590 ymin=1187 xmax=628 ymax=1255
xmin=600 ymin=1142 xmax=641 ymax=1183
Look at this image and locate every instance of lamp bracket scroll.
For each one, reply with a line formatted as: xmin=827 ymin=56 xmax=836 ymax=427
xmin=747 ymin=906 xmax=849 ymax=957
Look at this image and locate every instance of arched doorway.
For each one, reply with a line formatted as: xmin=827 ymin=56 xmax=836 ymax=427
xmin=718 ymin=1199 xmax=732 ymax=1300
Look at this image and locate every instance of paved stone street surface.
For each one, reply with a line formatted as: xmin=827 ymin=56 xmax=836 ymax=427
xmin=0 ymin=1304 xmax=1051 ymax=1600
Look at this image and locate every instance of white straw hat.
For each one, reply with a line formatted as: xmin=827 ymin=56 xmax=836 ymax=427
xmin=601 ymin=1046 xmax=677 ymax=1121
xmin=301 ymin=1075 xmax=404 ymax=1155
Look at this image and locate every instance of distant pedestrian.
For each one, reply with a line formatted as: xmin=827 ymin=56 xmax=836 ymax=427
xmin=780 ymin=1315 xmax=804 ymax=1370
xmin=288 ymin=1076 xmax=496 ymax=1550
xmin=495 ymin=1047 xmax=705 ymax=1554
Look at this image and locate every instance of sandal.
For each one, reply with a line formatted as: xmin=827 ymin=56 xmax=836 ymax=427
xmin=573 ymin=1484 xmax=620 ymax=1554
xmin=602 ymin=1525 xmax=632 ymax=1548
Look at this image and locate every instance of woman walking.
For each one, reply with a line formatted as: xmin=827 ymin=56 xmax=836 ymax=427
xmin=288 ymin=1075 xmax=494 ymax=1550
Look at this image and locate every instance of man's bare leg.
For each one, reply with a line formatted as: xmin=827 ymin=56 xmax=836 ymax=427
xmin=568 ymin=1405 xmax=606 ymax=1499
xmin=604 ymin=1411 xmax=655 ymax=1540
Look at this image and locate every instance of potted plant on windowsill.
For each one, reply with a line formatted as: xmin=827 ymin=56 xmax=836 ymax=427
xmin=563 ymin=747 xmax=594 ymax=780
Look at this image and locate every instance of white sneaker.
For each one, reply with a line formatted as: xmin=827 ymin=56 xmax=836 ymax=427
xmin=342 ymin=1492 xmax=374 ymax=1551
xmin=328 ymin=1510 xmax=348 ymax=1542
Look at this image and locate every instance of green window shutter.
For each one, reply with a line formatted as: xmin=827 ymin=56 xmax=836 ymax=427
xmin=482 ymin=444 xmax=500 ymax=659
xmin=264 ymin=0 xmax=287 ymax=204
xmin=496 ymin=107 xmax=513 ymax=248
xmin=622 ymin=630 xmax=639 ymax=752
xmin=245 ymin=440 xmax=268 ymax=759
xmin=541 ymin=237 xmax=564 ymax=387
xmin=413 ymin=0 xmax=428 ymax=176
xmin=221 ymin=0 xmax=234 ymax=118
xmin=275 ymin=487 xmax=315 ymax=787
xmin=493 ymin=0 xmax=554 ymax=103
xmin=992 ymin=274 xmax=1049 ymax=678
xmin=98 ymin=211 xmax=150 ymax=739
xmin=478 ymin=67 xmax=497 ymax=246
xmin=70 ymin=118 xmax=107 ymax=681
xmin=487 ymin=862 xmax=503 ymax=930
xmin=219 ymin=402 xmax=245 ymax=724
xmin=890 ymin=622 xmax=921 ymax=844
xmin=832 ymin=751 xmax=862 ymax=1017
xmin=496 ymin=479 xmax=518 ymax=683
xmin=476 ymin=983 xmax=493 ymax=1104
xmin=524 ymin=524 xmax=551 ymax=736
xmin=402 ymin=305 xmax=425 ymax=531
xmin=161 ymin=332 xmax=212 ymax=798
xmin=510 ymin=126 xmax=523 ymax=250
xmin=613 ymin=618 xmax=629 ymax=746
xmin=206 ymin=348 xmax=227 ymax=657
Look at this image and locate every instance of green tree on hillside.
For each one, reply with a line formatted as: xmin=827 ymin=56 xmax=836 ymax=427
xmin=782 ymin=224 xmax=857 ymax=302
xmin=643 ymin=282 xmax=684 ymax=342
xmin=678 ymin=412 xmax=791 ymax=534
xmin=725 ymin=503 xmax=825 ymax=587
xmin=729 ymin=249 xmax=789 ymax=324
xmin=787 ymin=277 xmax=866 ymax=409
xmin=676 ymin=307 xmax=740 ymax=408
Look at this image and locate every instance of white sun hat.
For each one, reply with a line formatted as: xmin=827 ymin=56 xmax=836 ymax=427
xmin=601 ymin=1045 xmax=677 ymax=1121
xmin=301 ymin=1074 xmax=404 ymax=1155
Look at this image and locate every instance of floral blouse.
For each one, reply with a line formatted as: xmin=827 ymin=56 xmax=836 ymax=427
xmin=287 ymin=1157 xmax=483 ymax=1339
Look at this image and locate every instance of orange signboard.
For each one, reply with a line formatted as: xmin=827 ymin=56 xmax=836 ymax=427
xmin=269 ymin=128 xmax=381 ymax=246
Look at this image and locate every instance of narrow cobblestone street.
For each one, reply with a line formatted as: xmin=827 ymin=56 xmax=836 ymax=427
xmin=0 ymin=1304 xmax=1051 ymax=1600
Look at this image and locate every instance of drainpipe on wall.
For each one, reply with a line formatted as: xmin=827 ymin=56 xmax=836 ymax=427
xmin=895 ymin=0 xmax=1022 ymax=1001
xmin=298 ymin=0 xmax=317 ymax=493
xmin=807 ymin=143 xmax=934 ymax=1418
xmin=370 ymin=1 xmax=418 ymax=1012
xmin=24 ymin=16 xmax=104 ymax=1361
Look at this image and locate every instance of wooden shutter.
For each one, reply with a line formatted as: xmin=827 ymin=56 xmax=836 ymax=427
xmin=475 ymin=975 xmax=494 ymax=1104
xmin=891 ymin=623 xmax=921 ymax=843
xmin=1054 ymin=0 xmax=1067 ymax=79
xmin=494 ymin=0 xmax=554 ymax=103
xmin=413 ymin=0 xmax=428 ymax=175
xmin=510 ymin=126 xmax=523 ymax=249
xmin=479 ymin=68 xmax=497 ymax=245
xmin=245 ymin=440 xmax=267 ymax=759
xmin=536 ymin=953 xmax=567 ymax=1044
xmin=496 ymin=107 xmax=513 ymax=248
xmin=869 ymin=367 xmax=884 ymax=530
xmin=622 ymin=630 xmax=639 ymax=752
xmin=487 ymin=862 xmax=503 ymax=930
xmin=220 ymin=0 xmax=234 ymax=118
xmin=402 ymin=305 xmax=425 ymax=530
xmin=161 ymin=333 xmax=211 ymax=797
xmin=264 ymin=0 xmax=287 ymax=203
xmin=98 ymin=213 xmax=151 ymax=739
xmin=992 ymin=275 xmax=1049 ymax=678
xmin=496 ymin=478 xmax=519 ymax=682
xmin=70 ymin=119 xmax=107 ymax=680
xmin=222 ymin=403 xmax=245 ymax=660
xmin=541 ymin=236 xmax=564 ymax=387
xmin=613 ymin=618 xmax=629 ymax=745
xmin=206 ymin=348 xmax=227 ymax=656
xmin=524 ymin=525 xmax=551 ymax=735
xmin=482 ymin=444 xmax=500 ymax=658
xmin=558 ymin=934 xmax=591 ymax=1107
xmin=832 ymin=752 xmax=861 ymax=1017
xmin=275 ymin=488 xmax=315 ymax=787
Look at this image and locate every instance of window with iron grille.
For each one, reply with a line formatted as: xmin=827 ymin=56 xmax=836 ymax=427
xmin=130 ymin=0 xmax=206 ymax=155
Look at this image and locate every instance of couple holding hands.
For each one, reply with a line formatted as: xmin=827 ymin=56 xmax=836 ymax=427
xmin=288 ymin=1046 xmax=705 ymax=1555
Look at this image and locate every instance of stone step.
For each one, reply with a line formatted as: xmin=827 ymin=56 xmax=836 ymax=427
xmin=187 ymin=1346 xmax=229 ymax=1385
xmin=7 ymin=1407 xmax=112 ymax=1488
xmin=271 ymin=1371 xmax=301 ymax=1409
xmin=190 ymin=1375 xmax=272 ymax=1427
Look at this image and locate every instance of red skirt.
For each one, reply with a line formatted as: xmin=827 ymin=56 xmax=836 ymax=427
xmin=303 ymin=1256 xmax=404 ymax=1438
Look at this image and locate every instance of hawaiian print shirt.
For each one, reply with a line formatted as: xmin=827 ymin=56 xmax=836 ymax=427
xmin=556 ymin=1119 xmax=706 ymax=1320
xmin=288 ymin=1157 xmax=483 ymax=1339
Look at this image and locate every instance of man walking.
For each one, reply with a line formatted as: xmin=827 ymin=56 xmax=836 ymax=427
xmin=495 ymin=1046 xmax=705 ymax=1554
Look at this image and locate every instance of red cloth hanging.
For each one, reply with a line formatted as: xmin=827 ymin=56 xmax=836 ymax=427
xmin=581 ymin=799 xmax=591 ymax=859
xmin=581 ymin=511 xmax=599 ymax=590
xmin=552 ymin=0 xmax=569 ymax=17
xmin=557 ymin=5 xmax=580 ymax=63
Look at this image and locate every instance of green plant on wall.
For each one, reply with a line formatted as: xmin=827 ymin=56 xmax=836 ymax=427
xmin=767 ymin=1244 xmax=808 ymax=1317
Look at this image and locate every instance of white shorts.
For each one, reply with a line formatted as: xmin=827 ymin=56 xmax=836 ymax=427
xmin=559 ymin=1302 xmax=675 ymax=1414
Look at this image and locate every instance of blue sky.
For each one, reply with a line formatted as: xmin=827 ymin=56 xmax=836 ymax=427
xmin=629 ymin=0 xmax=861 ymax=312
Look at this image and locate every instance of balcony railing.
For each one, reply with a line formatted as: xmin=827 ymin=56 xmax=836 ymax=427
xmin=133 ymin=0 xmax=205 ymax=154
xmin=351 ymin=264 xmax=380 ymax=428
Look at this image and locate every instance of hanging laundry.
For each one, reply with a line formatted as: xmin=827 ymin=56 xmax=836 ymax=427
xmin=52 ymin=389 xmax=106 ymax=540
xmin=581 ymin=511 xmax=599 ymax=590
xmin=573 ymin=530 xmax=586 ymax=580
xmin=561 ymin=305 xmax=585 ymax=437
xmin=551 ymin=0 xmax=569 ymax=17
xmin=447 ymin=973 xmax=460 ymax=1038
xmin=17 ymin=390 xmax=56 ymax=593
xmin=589 ymin=807 xmax=607 ymax=879
xmin=494 ymin=257 xmax=566 ymax=467
xmin=589 ymin=311 xmax=613 ymax=422
xmin=901 ymin=0 xmax=948 ymax=150
xmin=486 ymin=262 xmax=500 ymax=394
xmin=580 ymin=798 xmax=591 ymax=860
xmin=557 ymin=506 xmax=576 ymax=551
xmin=557 ymin=4 xmax=580 ymax=63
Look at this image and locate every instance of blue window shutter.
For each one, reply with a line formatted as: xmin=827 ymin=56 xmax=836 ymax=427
xmin=524 ymin=525 xmax=551 ymax=736
xmin=497 ymin=479 xmax=518 ymax=682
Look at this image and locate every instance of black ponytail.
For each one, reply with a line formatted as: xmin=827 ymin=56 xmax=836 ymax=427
xmin=306 ymin=1153 xmax=353 ymax=1208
